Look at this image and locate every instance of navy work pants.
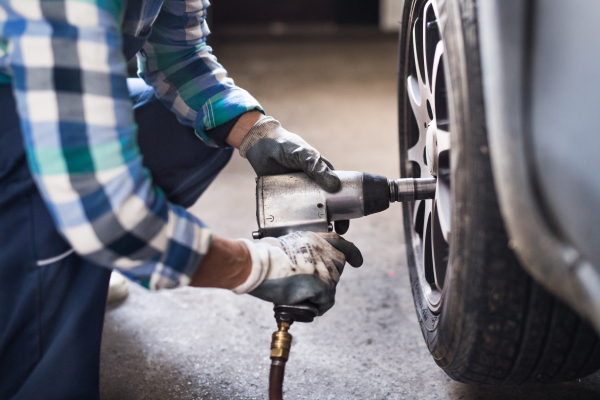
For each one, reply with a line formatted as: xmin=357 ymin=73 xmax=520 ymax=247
xmin=0 ymin=80 xmax=232 ymax=399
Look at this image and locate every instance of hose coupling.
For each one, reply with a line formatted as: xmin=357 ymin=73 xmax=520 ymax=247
xmin=270 ymin=321 xmax=293 ymax=361
xmin=268 ymin=304 xmax=318 ymax=400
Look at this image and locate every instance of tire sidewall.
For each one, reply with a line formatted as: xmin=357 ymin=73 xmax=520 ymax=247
xmin=399 ymin=0 xmax=496 ymax=370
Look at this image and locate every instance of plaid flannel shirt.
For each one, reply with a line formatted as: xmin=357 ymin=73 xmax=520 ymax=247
xmin=0 ymin=0 xmax=263 ymax=289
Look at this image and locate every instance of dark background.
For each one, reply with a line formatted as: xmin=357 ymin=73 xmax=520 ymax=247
xmin=210 ymin=0 xmax=379 ymax=28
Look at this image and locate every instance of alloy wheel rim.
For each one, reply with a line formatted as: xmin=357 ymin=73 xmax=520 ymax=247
xmin=405 ymin=0 xmax=451 ymax=313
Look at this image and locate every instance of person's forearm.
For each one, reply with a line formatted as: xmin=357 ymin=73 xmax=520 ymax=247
xmin=190 ymin=236 xmax=252 ymax=289
xmin=138 ymin=0 xmax=264 ymax=147
xmin=225 ymin=111 xmax=264 ymax=149
xmin=190 ymin=111 xmax=262 ymax=289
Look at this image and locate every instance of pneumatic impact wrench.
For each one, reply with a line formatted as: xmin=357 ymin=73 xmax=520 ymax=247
xmin=254 ymin=171 xmax=435 ymax=400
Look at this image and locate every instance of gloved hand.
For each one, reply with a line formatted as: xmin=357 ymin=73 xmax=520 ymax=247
xmin=239 ymin=116 xmax=349 ymax=233
xmin=239 ymin=116 xmax=339 ymax=192
xmin=232 ymin=231 xmax=363 ymax=315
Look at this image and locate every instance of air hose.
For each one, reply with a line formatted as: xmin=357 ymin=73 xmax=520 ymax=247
xmin=268 ymin=321 xmax=289 ymax=400
xmin=268 ymin=304 xmax=318 ymax=400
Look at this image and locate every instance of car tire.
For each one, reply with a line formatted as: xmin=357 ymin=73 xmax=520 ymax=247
xmin=398 ymin=0 xmax=600 ymax=384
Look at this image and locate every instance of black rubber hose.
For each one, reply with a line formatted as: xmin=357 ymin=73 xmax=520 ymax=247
xmin=269 ymin=358 xmax=286 ymax=400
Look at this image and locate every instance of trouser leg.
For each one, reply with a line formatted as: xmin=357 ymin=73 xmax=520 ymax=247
xmin=0 ymin=85 xmax=111 ymax=400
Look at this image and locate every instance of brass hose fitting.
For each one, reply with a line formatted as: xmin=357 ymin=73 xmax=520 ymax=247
xmin=270 ymin=321 xmax=293 ymax=361
xmin=268 ymin=303 xmax=318 ymax=400
xmin=269 ymin=321 xmax=292 ymax=400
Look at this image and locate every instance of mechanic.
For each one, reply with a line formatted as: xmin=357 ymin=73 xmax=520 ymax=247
xmin=0 ymin=0 xmax=363 ymax=398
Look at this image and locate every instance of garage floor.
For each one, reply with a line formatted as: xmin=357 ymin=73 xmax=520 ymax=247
xmin=100 ymin=38 xmax=600 ymax=399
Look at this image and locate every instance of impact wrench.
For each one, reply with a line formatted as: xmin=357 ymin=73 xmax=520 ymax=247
xmin=251 ymin=171 xmax=436 ymax=400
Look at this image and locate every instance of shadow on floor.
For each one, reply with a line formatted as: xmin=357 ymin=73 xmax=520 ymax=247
xmin=447 ymin=376 xmax=600 ymax=400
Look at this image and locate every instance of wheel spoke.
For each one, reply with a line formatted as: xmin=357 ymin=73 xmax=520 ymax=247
xmin=412 ymin=18 xmax=426 ymax=89
xmin=436 ymin=178 xmax=451 ymax=242
xmin=407 ymin=75 xmax=422 ymax=112
xmin=408 ymin=140 xmax=424 ymax=163
xmin=436 ymin=128 xmax=451 ymax=153
xmin=431 ymin=39 xmax=449 ymax=131
xmin=422 ymin=200 xmax=432 ymax=250
xmin=422 ymin=3 xmax=430 ymax=87
xmin=430 ymin=41 xmax=444 ymax=97
xmin=422 ymin=201 xmax=435 ymax=286
xmin=408 ymin=143 xmax=431 ymax=183
xmin=413 ymin=199 xmax=421 ymax=225
xmin=423 ymin=1 xmax=439 ymax=89
xmin=413 ymin=199 xmax=425 ymax=240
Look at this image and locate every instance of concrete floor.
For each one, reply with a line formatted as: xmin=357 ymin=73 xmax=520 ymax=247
xmin=100 ymin=38 xmax=600 ymax=399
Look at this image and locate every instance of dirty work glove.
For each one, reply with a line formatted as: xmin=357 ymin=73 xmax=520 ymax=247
xmin=239 ymin=116 xmax=350 ymax=233
xmin=232 ymin=231 xmax=363 ymax=315
xmin=239 ymin=116 xmax=341 ymax=193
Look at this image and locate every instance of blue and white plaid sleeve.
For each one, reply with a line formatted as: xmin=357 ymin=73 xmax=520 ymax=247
xmin=138 ymin=0 xmax=264 ymax=147
xmin=0 ymin=0 xmax=211 ymax=290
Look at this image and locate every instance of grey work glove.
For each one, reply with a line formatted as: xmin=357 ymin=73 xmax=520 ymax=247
xmin=232 ymin=231 xmax=363 ymax=315
xmin=239 ymin=116 xmax=340 ymax=192
xmin=239 ymin=116 xmax=349 ymax=233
